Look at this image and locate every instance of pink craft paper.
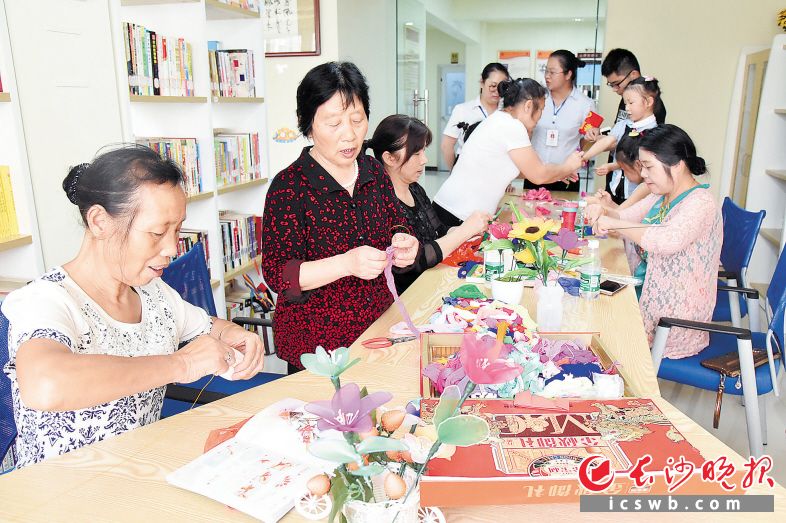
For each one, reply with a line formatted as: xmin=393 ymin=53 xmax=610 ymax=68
xmin=513 ymin=391 xmax=571 ymax=411
xmin=384 ymin=246 xmax=420 ymax=336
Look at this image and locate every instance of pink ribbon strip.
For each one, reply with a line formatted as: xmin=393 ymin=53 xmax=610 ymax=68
xmin=384 ymin=246 xmax=420 ymax=336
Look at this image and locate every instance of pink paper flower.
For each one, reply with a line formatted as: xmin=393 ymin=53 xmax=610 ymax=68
xmin=459 ymin=334 xmax=523 ymax=385
xmin=489 ymin=222 xmax=513 ymax=239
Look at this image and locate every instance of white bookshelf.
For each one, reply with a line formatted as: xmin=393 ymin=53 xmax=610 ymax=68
xmin=0 ymin=0 xmax=44 ymax=281
xmin=747 ymin=35 xmax=786 ymax=290
xmin=109 ymin=0 xmax=270 ymax=317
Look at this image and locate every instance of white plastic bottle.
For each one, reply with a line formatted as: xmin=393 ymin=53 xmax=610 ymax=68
xmin=576 ymin=199 xmax=587 ymax=239
xmin=580 ymin=239 xmax=601 ymax=299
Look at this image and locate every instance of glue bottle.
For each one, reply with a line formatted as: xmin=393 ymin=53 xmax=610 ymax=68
xmin=580 ymin=239 xmax=601 ymax=300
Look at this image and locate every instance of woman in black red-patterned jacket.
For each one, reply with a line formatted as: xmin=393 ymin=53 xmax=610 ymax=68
xmin=261 ymin=62 xmax=419 ymax=373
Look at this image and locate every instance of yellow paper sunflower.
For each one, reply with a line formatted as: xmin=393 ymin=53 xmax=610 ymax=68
xmin=509 ymin=217 xmax=560 ymax=242
xmin=514 ymin=249 xmax=536 ymax=264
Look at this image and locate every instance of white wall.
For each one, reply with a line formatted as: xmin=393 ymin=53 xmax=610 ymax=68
xmin=4 ymin=0 xmax=124 ymax=269
xmin=425 ymin=26 xmax=465 ymax=169
xmin=599 ymin=0 xmax=784 ymax=196
xmin=482 ymin=20 xmax=603 ymax=76
xmin=337 ymin=0 xmax=396 ymax=134
xmin=264 ymin=0 xmax=339 ymax=177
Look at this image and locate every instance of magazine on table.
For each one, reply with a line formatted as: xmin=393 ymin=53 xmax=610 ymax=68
xmin=166 ymin=398 xmax=338 ymax=522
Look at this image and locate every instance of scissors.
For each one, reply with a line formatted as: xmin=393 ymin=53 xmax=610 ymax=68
xmin=361 ymin=336 xmax=416 ymax=349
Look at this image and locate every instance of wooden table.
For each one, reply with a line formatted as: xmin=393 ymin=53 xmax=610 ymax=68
xmin=1 ymin=239 xmax=784 ymax=521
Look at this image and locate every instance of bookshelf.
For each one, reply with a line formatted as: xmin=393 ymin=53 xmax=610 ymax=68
xmin=747 ymin=34 xmax=786 ymax=289
xmin=0 ymin=1 xmax=44 ymax=280
xmin=224 ymin=254 xmax=263 ymax=281
xmin=109 ymin=0 xmax=269 ymax=318
xmin=130 ymin=95 xmax=208 ymax=103
xmin=205 ymin=0 xmax=260 ymax=20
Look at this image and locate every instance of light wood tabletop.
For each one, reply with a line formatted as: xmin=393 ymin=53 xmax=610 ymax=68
xmin=1 ymin=219 xmax=784 ymax=520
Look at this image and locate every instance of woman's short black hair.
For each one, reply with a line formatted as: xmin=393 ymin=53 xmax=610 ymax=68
xmin=601 ymin=48 xmax=640 ymax=77
xmin=497 ymin=78 xmax=547 ymax=109
xmin=549 ymin=49 xmax=586 ymax=87
xmin=63 ymin=144 xmax=185 ymax=227
xmin=368 ymin=115 xmax=432 ymax=165
xmin=296 ymin=61 xmax=370 ymax=137
xmin=638 ymin=124 xmax=707 ymax=176
xmin=481 ymin=62 xmax=510 ymax=82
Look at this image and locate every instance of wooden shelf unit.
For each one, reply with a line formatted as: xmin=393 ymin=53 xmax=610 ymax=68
xmin=210 ymin=278 xmax=220 ymax=289
xmin=212 ymin=96 xmax=264 ymax=104
xmin=205 ymin=0 xmax=260 ymax=20
xmin=223 ymin=254 xmax=262 ymax=280
xmin=216 ymin=176 xmax=267 ymax=194
xmin=0 ymin=234 xmax=33 ymax=252
xmin=760 ymin=228 xmax=783 ymax=248
xmin=186 ymin=190 xmax=214 ymax=203
xmin=129 ymin=95 xmax=208 ymax=103
xmin=765 ymin=169 xmax=786 ymax=182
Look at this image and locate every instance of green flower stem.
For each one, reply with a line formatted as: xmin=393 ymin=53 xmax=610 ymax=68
xmin=330 ymin=375 xmax=341 ymax=392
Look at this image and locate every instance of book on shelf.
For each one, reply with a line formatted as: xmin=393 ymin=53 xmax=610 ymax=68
xmin=136 ymin=137 xmax=203 ymax=197
xmin=219 ymin=211 xmax=262 ymax=273
xmin=0 ymin=166 xmax=20 ymax=240
xmin=167 ymin=398 xmax=338 ymax=523
xmin=212 ymin=0 xmax=260 ymax=13
xmin=174 ymin=229 xmax=211 ymax=278
xmin=214 ymin=132 xmax=262 ymax=187
xmin=208 ymin=41 xmax=256 ymax=98
xmin=122 ymin=21 xmax=194 ymax=97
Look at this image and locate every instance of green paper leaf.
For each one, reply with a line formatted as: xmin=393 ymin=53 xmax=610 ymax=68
xmin=437 ymin=414 xmax=490 ymax=446
xmin=563 ymin=258 xmax=591 ymax=271
xmin=356 ymin=436 xmax=408 ymax=454
xmin=480 ymin=239 xmax=514 ymax=252
xmin=433 ymin=384 xmax=461 ymax=429
xmin=348 ymin=462 xmax=386 ymax=476
xmin=309 ymin=439 xmax=361 ymax=464
xmin=508 ymin=201 xmax=524 ymax=222
xmin=502 ymin=268 xmax=537 ymax=279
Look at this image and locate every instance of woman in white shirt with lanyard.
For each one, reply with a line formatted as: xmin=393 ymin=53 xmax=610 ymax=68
xmin=529 ymin=50 xmax=600 ymax=192
xmin=433 ymin=78 xmax=583 ymax=226
xmin=440 ymin=62 xmax=510 ymax=171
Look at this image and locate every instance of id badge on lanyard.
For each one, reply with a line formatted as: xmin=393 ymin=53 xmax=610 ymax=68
xmin=546 ymin=129 xmax=559 ymax=147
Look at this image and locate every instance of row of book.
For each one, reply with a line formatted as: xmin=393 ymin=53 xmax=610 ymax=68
xmin=138 ymin=138 xmax=203 ymax=197
xmin=215 ymin=132 xmax=262 ymax=187
xmin=219 ymin=211 xmax=262 ymax=273
xmin=0 ymin=166 xmax=20 ymax=240
xmin=122 ymin=22 xmax=195 ymax=97
xmin=208 ymin=43 xmax=256 ymax=98
xmin=175 ymin=229 xmax=211 ymax=278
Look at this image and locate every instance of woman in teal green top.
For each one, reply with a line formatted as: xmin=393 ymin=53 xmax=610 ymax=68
xmin=586 ymin=124 xmax=722 ymax=359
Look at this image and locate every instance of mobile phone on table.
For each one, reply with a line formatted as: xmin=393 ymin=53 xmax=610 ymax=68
xmin=599 ymin=279 xmax=627 ymax=296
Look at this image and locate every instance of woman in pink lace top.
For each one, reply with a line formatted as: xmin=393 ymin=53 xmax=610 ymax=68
xmin=588 ymin=124 xmax=722 ymax=358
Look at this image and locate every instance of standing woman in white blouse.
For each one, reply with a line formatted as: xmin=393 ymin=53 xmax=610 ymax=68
xmin=433 ymin=78 xmax=583 ymax=226
xmin=440 ymin=62 xmax=510 ymax=170
xmin=1 ymin=145 xmax=265 ymax=468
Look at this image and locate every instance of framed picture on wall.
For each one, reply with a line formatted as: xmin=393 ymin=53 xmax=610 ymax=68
xmin=263 ymin=0 xmax=321 ymax=56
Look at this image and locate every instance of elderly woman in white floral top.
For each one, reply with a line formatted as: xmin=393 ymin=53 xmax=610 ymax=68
xmin=1 ymin=145 xmax=265 ymax=468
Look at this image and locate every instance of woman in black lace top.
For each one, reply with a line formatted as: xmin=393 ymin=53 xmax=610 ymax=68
xmin=368 ymin=115 xmax=490 ymax=292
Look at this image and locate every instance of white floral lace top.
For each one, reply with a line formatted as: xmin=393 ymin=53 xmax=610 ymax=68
xmin=1 ymin=267 xmax=211 ymax=468
xmin=619 ymin=189 xmax=722 ymax=358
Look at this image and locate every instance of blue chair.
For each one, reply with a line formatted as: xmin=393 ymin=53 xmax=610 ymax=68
xmin=652 ymin=245 xmax=786 ymax=457
xmin=161 ymin=242 xmax=281 ymax=416
xmin=712 ymin=197 xmax=765 ymax=329
xmin=0 ymin=309 xmax=17 ymax=471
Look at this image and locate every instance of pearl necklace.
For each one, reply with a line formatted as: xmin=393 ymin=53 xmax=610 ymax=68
xmin=340 ymin=160 xmax=359 ymax=189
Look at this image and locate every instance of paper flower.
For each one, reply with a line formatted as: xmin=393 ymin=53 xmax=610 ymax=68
xmin=514 ymin=249 xmax=536 ymax=264
xmin=300 ymin=345 xmax=360 ymax=378
xmin=305 ymin=383 xmax=392 ymax=433
xmin=459 ymin=334 xmax=523 ymax=385
xmin=510 ymin=217 xmax=559 ymax=242
xmin=489 ymin=222 xmax=513 ymax=240
xmin=549 ymin=229 xmax=587 ymax=252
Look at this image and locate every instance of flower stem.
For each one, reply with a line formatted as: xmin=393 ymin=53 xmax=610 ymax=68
xmin=330 ymin=376 xmax=341 ymax=392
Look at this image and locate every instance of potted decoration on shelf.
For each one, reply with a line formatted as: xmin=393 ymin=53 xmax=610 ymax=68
xmin=295 ymin=345 xmax=493 ymax=523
